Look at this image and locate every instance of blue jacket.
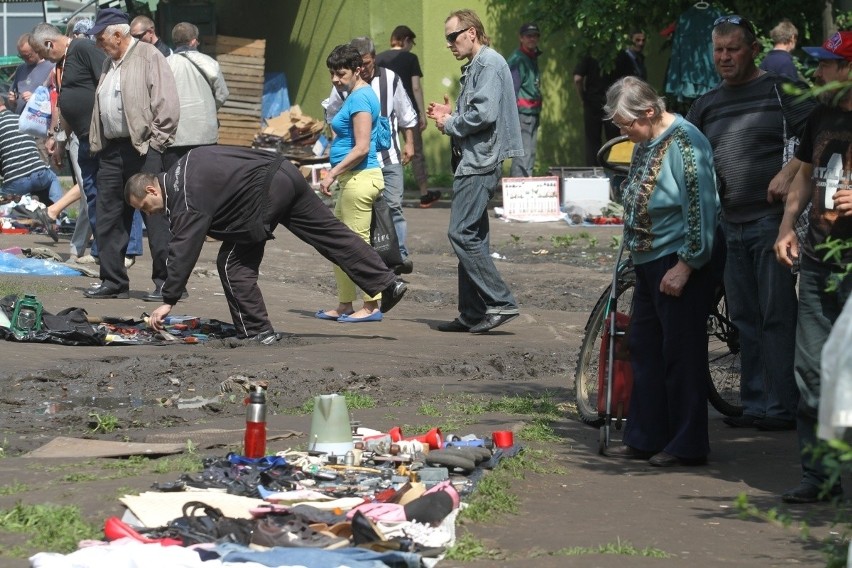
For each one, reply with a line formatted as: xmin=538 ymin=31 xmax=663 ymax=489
xmin=444 ymin=46 xmax=523 ymax=175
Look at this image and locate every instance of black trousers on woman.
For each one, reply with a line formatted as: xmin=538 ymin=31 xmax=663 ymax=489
xmin=622 ymin=247 xmax=723 ymax=460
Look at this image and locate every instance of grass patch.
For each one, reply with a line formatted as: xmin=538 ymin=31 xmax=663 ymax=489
xmin=417 ymin=402 xmax=442 ymax=417
xmin=150 ymin=452 xmax=203 ymax=474
xmin=0 ymin=502 xmax=101 ymax=556
xmin=0 ymin=482 xmax=29 ymax=496
xmin=61 ymin=472 xmax=100 ymax=483
xmin=0 ymin=279 xmax=67 ymax=299
xmin=555 ymin=538 xmax=671 ymax=558
xmin=445 ymin=531 xmax=503 ymax=561
xmin=518 ymin=418 xmax=562 ymax=443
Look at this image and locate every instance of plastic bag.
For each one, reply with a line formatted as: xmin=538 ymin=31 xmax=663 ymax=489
xmin=376 ymin=115 xmax=392 ymax=151
xmin=370 ymin=196 xmax=403 ymax=269
xmin=18 ymin=85 xmax=52 ymax=138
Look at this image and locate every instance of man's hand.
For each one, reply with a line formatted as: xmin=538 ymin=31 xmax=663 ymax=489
xmin=833 ymin=189 xmax=852 ymax=217
xmin=767 ymin=158 xmax=800 ymax=203
xmin=51 ymin=140 xmax=64 ymax=168
xmin=20 ymin=90 xmax=32 ymax=103
xmin=427 ymin=95 xmax=452 ymax=133
xmin=774 ymin=229 xmax=798 ymax=268
xmin=148 ymin=304 xmax=172 ymax=331
xmin=659 ymin=260 xmax=692 ymax=297
xmin=419 ymin=115 xmax=427 ymax=132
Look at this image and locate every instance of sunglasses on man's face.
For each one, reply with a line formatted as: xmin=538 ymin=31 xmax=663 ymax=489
xmin=446 ymin=27 xmax=471 ymax=44
xmin=713 ymin=15 xmax=755 ymax=36
xmin=131 ymin=29 xmax=150 ymax=40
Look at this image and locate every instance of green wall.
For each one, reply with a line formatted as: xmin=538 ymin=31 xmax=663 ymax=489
xmin=209 ymin=0 xmax=668 ymax=174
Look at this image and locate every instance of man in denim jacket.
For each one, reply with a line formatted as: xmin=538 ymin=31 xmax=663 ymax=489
xmin=427 ymin=9 xmax=523 ymax=334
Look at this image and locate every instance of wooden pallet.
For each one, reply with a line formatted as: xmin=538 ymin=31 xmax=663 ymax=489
xmin=208 ymin=35 xmax=266 ymax=147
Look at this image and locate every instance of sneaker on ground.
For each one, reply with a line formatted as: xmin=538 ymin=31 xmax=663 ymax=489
xmin=419 ymin=190 xmax=442 ymax=208
xmin=75 ymin=254 xmax=98 ymax=264
xmin=125 ymin=256 xmax=136 ymax=268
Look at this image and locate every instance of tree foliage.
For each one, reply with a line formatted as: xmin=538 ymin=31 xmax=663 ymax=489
xmin=488 ymin=0 xmax=830 ymax=68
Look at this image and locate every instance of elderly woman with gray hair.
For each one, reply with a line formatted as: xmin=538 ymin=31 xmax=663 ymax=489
xmin=601 ymin=76 xmax=723 ymax=467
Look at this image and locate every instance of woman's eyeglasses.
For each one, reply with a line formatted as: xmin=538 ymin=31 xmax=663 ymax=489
xmin=713 ymin=15 xmax=755 ymax=36
xmin=611 ymin=118 xmax=636 ymax=130
xmin=445 ymin=27 xmax=471 ymax=44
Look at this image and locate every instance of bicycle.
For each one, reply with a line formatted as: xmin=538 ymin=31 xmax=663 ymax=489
xmin=573 ymin=136 xmax=742 ymax=448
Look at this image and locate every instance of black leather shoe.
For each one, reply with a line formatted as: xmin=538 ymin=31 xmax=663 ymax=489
xmin=393 ymin=258 xmax=414 ymax=275
xmin=722 ymin=414 xmax=762 ymax=428
xmin=649 ymin=451 xmax=707 ymax=467
xmin=143 ymin=287 xmax=189 ymax=302
xmin=470 ymin=313 xmax=518 ymax=333
xmin=246 ymin=330 xmax=283 ymax=345
xmin=603 ymin=445 xmax=654 ymax=460
xmin=437 ymin=319 xmax=471 ymax=332
xmin=755 ymin=417 xmax=796 ymax=431
xmin=380 ymin=280 xmax=407 ymax=313
xmin=83 ymin=283 xmax=129 ymax=299
xmin=782 ymin=482 xmax=843 ymax=504
xmin=33 ymin=208 xmax=58 ymax=242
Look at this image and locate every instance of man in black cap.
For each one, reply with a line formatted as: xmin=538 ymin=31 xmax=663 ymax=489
xmin=125 ymin=146 xmax=407 ymax=343
xmin=507 ymin=22 xmax=542 ymax=177
xmin=83 ymin=7 xmax=181 ymax=300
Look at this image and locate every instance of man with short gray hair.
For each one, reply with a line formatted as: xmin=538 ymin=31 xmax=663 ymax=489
xmin=84 ymin=8 xmax=180 ymax=300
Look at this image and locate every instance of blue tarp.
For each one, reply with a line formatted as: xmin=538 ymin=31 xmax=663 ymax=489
xmin=262 ymin=72 xmax=290 ymax=119
xmin=0 ymin=252 xmax=80 ymax=276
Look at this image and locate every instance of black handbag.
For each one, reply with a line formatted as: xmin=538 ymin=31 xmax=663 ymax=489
xmin=370 ymin=196 xmax=403 ymax=269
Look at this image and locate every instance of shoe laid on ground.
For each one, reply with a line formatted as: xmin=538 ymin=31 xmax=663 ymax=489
xmin=722 ymin=414 xmax=762 ymax=428
xmin=124 ymin=256 xmax=136 ymax=269
xmin=648 ymin=451 xmax=707 ymax=467
xmin=470 ymin=313 xmax=518 ymax=333
xmin=338 ymin=311 xmax=383 ymax=323
xmin=755 ymin=417 xmax=796 ymax=431
xmin=782 ymin=482 xmax=843 ymax=504
xmin=83 ymin=283 xmax=129 ymax=299
xmin=393 ymin=258 xmax=413 ymax=275
xmin=602 ymin=445 xmax=654 ymax=460
xmin=143 ymin=287 xmax=189 ymax=302
xmin=437 ymin=319 xmax=471 ymax=332
xmin=379 ymin=280 xmax=407 ymax=313
xmin=33 ymin=208 xmax=58 ymax=242
xmin=419 ymin=190 xmax=442 ymax=208
xmin=251 ymin=515 xmax=349 ymax=549
xmin=246 ymin=330 xmax=284 ymax=345
xmin=315 ymin=309 xmax=353 ymax=321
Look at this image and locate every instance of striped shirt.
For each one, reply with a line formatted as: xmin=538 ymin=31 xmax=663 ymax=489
xmin=325 ymin=67 xmax=418 ymax=168
xmin=686 ymin=73 xmax=815 ymax=223
xmin=0 ymin=109 xmax=47 ymax=184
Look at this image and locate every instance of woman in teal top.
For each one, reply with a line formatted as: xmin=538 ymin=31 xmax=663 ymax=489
xmin=318 ymin=45 xmax=386 ymax=323
xmin=601 ymin=76 xmax=723 ymax=467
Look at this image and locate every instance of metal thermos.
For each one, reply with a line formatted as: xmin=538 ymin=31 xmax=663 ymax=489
xmin=244 ymin=386 xmax=267 ymax=458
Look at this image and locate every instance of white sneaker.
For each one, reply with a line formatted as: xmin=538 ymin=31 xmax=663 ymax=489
xmin=75 ymin=254 xmax=98 ymax=264
xmin=124 ymin=256 xmax=136 ymax=268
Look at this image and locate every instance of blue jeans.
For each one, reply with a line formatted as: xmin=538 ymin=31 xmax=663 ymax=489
xmin=448 ymin=166 xmax=518 ymax=325
xmin=794 ymin=257 xmax=851 ymax=488
xmin=722 ymin=215 xmax=799 ymax=420
xmin=1 ymin=167 xmax=63 ymax=204
xmin=381 ymin=162 xmax=408 ymax=258
xmin=77 ymin=137 xmax=143 ymax=258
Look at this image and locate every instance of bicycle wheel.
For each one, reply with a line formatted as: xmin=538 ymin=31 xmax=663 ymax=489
xmin=574 ymin=269 xmax=636 ymax=427
xmin=706 ymin=286 xmax=742 ymax=417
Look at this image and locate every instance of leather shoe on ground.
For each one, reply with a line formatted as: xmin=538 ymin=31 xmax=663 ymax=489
xmin=782 ymin=482 xmax=842 ymax=504
xmin=722 ymin=414 xmax=762 ymax=428
xmin=603 ymin=445 xmax=654 ymax=460
xmin=83 ymin=283 xmax=129 ymax=299
xmin=143 ymin=287 xmax=189 ymax=302
xmin=649 ymin=451 xmax=707 ymax=467
xmin=380 ymin=280 xmax=407 ymax=313
xmin=470 ymin=313 xmax=518 ymax=333
xmin=33 ymin=208 xmax=58 ymax=242
xmin=437 ymin=319 xmax=471 ymax=332
xmin=246 ymin=330 xmax=284 ymax=345
xmin=755 ymin=417 xmax=796 ymax=431
xmin=393 ymin=258 xmax=413 ymax=275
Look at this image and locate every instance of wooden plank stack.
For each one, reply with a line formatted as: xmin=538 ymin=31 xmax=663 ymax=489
xmin=205 ymin=35 xmax=265 ymax=147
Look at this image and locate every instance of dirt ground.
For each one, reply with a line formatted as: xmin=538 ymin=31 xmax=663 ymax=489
xmin=0 ymin=196 xmax=842 ymax=567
